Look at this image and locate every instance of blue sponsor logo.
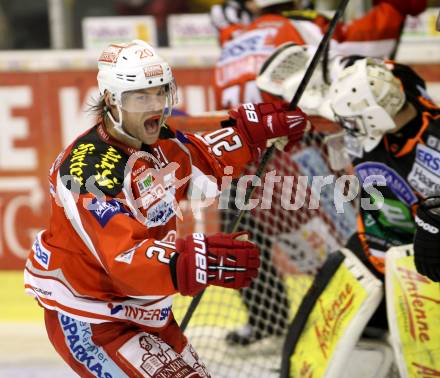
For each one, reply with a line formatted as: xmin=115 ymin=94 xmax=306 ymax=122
xmin=106 ymin=303 xmax=172 ymax=322
xmin=146 ymin=200 xmax=175 ymax=227
xmin=59 ymin=314 xmax=127 ymax=378
xmin=160 ymin=305 xmax=172 ymax=321
xmin=107 ymin=303 xmax=123 ymax=315
xmin=414 ymin=144 xmax=440 ymax=176
xmin=33 ymin=240 xmax=51 ymax=270
xmin=219 ymin=29 xmax=275 ymax=63
xmin=88 ymin=198 xmax=129 ymax=227
xmin=355 ymin=162 xmax=417 ymax=206
xmin=220 ymin=35 xmax=262 ymax=61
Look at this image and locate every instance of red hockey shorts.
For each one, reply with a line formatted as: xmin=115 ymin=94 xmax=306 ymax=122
xmin=44 ymin=309 xmax=210 ymax=377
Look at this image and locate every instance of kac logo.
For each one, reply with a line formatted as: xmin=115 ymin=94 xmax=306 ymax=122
xmin=88 ymin=198 xmax=129 ymax=227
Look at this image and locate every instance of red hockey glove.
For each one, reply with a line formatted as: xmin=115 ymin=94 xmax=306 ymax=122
xmin=373 ymin=0 xmax=427 ymax=16
xmin=170 ymin=232 xmax=260 ymax=296
xmin=227 ymin=102 xmax=308 ymax=160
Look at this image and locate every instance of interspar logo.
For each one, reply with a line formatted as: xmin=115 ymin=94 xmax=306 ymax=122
xmin=108 ymin=303 xmax=171 ymax=322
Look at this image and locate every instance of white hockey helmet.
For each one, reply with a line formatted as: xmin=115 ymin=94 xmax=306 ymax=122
xmin=97 ymin=40 xmax=178 ymax=141
xmin=329 ymin=58 xmax=405 ymax=153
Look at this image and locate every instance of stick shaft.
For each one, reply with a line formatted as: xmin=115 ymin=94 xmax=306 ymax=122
xmin=180 ymin=0 xmax=351 ymax=332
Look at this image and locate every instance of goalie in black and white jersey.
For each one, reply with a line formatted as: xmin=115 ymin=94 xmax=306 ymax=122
xmin=258 ymin=42 xmax=440 ymax=377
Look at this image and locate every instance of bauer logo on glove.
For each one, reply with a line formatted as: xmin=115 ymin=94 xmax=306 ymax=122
xmin=224 ymin=101 xmax=309 ymax=160
xmin=170 ymin=232 xmax=260 ymax=296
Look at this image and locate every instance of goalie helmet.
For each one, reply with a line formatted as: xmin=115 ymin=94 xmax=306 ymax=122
xmin=329 ymin=58 xmax=406 ymax=153
xmin=97 ymin=40 xmax=178 ymax=143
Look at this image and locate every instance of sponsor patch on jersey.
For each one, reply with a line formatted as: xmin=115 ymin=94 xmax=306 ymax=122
xmin=118 ymin=332 xmax=192 ymax=378
xmin=219 ymin=28 xmax=275 ymax=63
xmin=114 ymin=240 xmax=147 ymax=264
xmin=114 ymin=250 xmax=135 ymax=265
xmin=137 ymin=173 xmax=154 ymax=195
xmin=59 ymin=129 xmax=127 ymax=196
xmin=88 ymin=198 xmax=129 ymax=227
xmin=146 ymin=198 xmax=175 ymax=227
xmin=58 ymin=314 xmax=126 ymax=377
xmin=93 ymin=145 xmax=124 ymax=192
xmin=407 ymin=144 xmax=440 ymax=197
xmin=32 ymin=238 xmax=51 ymax=270
xmin=356 ymin=162 xmax=418 ymax=206
xmin=135 ymin=168 xmax=177 ymax=209
xmin=216 ymin=28 xmax=276 ymax=85
xmin=107 ymin=303 xmax=172 ymax=322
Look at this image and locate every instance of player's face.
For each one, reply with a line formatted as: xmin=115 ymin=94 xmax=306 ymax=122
xmin=121 ymin=86 xmax=167 ymax=145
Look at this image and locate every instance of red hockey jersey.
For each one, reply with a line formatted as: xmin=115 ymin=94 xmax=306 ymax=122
xmin=215 ymin=4 xmax=405 ymax=108
xmin=24 ymin=123 xmax=252 ymax=330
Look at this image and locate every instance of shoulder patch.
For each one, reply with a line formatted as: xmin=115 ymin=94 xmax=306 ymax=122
xmin=59 ymin=128 xmax=128 ymax=196
xmin=88 ymin=198 xmax=130 ymax=227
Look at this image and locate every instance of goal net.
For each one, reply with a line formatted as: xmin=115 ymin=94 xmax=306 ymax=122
xmin=171 ymin=115 xmax=358 ymax=378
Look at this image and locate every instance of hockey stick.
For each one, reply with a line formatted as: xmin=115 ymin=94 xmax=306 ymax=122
xmin=390 ymin=16 xmax=406 ymax=60
xmin=180 ymin=0 xmax=351 ymax=332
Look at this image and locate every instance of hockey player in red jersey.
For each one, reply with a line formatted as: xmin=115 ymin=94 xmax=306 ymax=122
xmin=23 ymin=39 xmax=309 ymax=377
xmin=212 ymin=0 xmax=427 ymax=108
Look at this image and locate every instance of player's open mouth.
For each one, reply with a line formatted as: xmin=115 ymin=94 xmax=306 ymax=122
xmin=144 ymin=117 xmax=160 ymax=135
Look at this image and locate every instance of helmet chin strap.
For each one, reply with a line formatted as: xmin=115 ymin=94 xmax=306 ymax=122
xmin=104 ymin=105 xmax=142 ymax=149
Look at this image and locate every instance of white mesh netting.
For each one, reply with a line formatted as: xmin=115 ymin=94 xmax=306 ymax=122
xmin=173 ymin=119 xmax=358 ymax=377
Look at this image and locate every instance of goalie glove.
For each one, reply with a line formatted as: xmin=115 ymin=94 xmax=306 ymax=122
xmin=210 ymin=1 xmax=253 ymax=31
xmin=413 ymin=196 xmax=440 ymax=282
xmin=256 ymin=43 xmax=348 ymax=119
xmin=170 ymin=232 xmax=260 ymax=296
xmin=224 ymin=102 xmax=309 ymax=160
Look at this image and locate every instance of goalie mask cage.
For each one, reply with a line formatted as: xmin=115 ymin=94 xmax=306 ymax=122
xmin=170 ymin=115 xmax=358 ymax=378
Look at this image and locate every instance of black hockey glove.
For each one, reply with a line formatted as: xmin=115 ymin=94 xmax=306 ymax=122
xmin=210 ymin=1 xmax=253 ymax=30
xmin=413 ymin=196 xmax=440 ymax=282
